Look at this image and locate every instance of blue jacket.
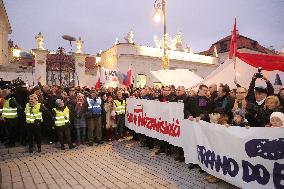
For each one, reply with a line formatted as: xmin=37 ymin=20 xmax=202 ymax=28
xmin=86 ymin=97 xmax=102 ymax=116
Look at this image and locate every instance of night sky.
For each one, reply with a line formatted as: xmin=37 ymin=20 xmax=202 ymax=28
xmin=4 ymin=0 xmax=284 ymax=55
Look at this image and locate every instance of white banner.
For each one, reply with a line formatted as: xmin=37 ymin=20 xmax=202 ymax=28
xmin=126 ymin=99 xmax=284 ymax=189
xmin=101 ymin=67 xmax=129 ymax=87
xmin=182 ymin=120 xmax=284 ymax=189
xmin=126 ymin=98 xmax=184 ymax=147
xmin=101 ymin=68 xmax=119 ymax=87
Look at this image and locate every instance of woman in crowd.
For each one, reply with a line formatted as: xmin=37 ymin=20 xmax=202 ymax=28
xmin=267 ymin=112 xmax=284 ymax=127
xmin=74 ymin=93 xmax=87 ymax=146
xmin=255 ymin=95 xmax=282 ymax=127
xmin=104 ymin=95 xmax=116 ymax=141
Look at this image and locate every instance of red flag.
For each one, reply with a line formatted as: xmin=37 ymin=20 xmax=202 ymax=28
xmin=126 ymin=66 xmax=132 ymax=87
xmin=95 ymin=67 xmax=101 ymax=89
xmin=236 ymin=52 xmax=284 ymax=72
xmin=229 ymin=18 xmax=237 ymax=59
xmin=122 ymin=66 xmax=132 ymax=87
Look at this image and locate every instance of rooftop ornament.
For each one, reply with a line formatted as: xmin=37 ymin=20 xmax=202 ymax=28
xmin=35 ymin=32 xmax=45 ymax=50
xmin=124 ymin=31 xmax=134 ymax=44
xmin=76 ymin=37 xmax=84 ymax=53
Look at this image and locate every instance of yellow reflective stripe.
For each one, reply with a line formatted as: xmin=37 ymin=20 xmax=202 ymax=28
xmin=116 ymin=106 xmax=125 ymax=109
xmin=55 ymin=116 xmax=65 ymax=119
xmin=2 ymin=112 xmax=17 ymax=115
xmin=55 ymin=120 xmax=69 ymax=123
xmin=3 ymin=108 xmax=17 ymax=111
xmin=26 ymin=113 xmax=42 ymax=116
xmin=26 ymin=118 xmax=36 ymax=121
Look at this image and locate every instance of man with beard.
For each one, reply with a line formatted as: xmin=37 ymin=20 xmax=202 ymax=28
xmin=213 ymin=84 xmax=234 ymax=121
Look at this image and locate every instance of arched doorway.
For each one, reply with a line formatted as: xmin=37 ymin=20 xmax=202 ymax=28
xmin=46 ymin=47 xmax=75 ymax=87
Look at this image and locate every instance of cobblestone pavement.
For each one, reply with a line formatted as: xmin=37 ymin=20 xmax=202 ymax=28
xmin=0 ymin=139 xmax=234 ymax=189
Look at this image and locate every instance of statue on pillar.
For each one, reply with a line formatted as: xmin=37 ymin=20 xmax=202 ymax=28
xmin=76 ymin=37 xmax=84 ymax=53
xmin=213 ymin=45 xmax=218 ymax=57
xmin=124 ymin=31 xmax=134 ymax=44
xmin=115 ymin=37 xmax=119 ymax=45
xmin=35 ymin=32 xmax=45 ymax=50
xmin=184 ymin=44 xmax=193 ymax=53
xmin=175 ymin=32 xmax=183 ymax=51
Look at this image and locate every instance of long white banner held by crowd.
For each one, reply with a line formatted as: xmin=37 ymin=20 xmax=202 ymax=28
xmin=182 ymin=120 xmax=284 ymax=189
xmin=126 ymin=98 xmax=184 ymax=147
xmin=126 ymin=99 xmax=284 ymax=189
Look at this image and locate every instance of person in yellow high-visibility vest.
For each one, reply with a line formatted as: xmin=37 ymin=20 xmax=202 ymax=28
xmin=113 ymin=90 xmax=126 ymax=139
xmin=25 ymin=94 xmax=52 ymax=153
xmin=52 ymin=99 xmax=75 ymax=150
xmin=2 ymin=90 xmax=22 ymax=147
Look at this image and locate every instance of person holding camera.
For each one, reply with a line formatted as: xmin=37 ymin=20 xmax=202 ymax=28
xmin=247 ymin=68 xmax=274 ymax=108
xmin=25 ymin=94 xmax=52 ymax=153
xmin=245 ymin=69 xmax=275 ymax=127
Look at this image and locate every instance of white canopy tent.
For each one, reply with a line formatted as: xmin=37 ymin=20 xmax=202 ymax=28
xmin=195 ymin=58 xmax=283 ymax=89
xmin=150 ymin=69 xmax=203 ymax=88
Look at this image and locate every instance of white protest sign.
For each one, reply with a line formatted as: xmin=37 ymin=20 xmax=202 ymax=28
xmin=126 ymin=98 xmax=184 ymax=147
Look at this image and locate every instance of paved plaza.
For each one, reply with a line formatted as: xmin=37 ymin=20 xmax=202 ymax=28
xmin=0 ymin=139 xmax=234 ymax=189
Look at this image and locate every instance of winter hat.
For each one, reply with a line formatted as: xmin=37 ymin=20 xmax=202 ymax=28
xmin=55 ymin=99 xmax=62 ymax=107
xmin=254 ymin=86 xmax=268 ymax=94
xmin=270 ymin=112 xmax=284 ymax=126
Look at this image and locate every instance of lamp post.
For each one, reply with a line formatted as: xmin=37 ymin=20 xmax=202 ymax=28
xmin=12 ymin=44 xmax=22 ymax=63
xmin=154 ymin=0 xmax=169 ymax=70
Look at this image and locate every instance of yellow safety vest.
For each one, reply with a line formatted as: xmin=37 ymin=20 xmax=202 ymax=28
xmin=53 ymin=107 xmax=70 ymax=127
xmin=2 ymin=98 xmax=18 ymax=119
xmin=25 ymin=103 xmax=43 ymax=124
xmin=114 ymin=100 xmax=126 ymax=115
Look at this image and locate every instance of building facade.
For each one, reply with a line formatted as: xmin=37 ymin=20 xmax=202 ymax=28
xmin=100 ymin=43 xmax=219 ymax=88
xmin=0 ymin=0 xmax=12 ymax=65
xmin=199 ymin=33 xmax=276 ymax=63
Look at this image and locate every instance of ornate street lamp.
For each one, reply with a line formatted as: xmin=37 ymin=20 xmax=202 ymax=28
xmin=12 ymin=44 xmax=22 ymax=62
xmin=154 ymin=0 xmax=169 ymax=70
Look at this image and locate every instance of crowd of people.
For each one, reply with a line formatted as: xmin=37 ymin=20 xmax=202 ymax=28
xmin=0 ymin=73 xmax=283 ymax=185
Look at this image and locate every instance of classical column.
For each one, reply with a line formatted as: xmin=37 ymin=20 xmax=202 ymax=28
xmin=31 ymin=49 xmax=49 ymax=85
xmin=73 ymin=53 xmax=88 ymax=87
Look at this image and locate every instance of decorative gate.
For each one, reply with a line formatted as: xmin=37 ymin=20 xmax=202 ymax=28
xmin=46 ymin=47 xmax=75 ymax=87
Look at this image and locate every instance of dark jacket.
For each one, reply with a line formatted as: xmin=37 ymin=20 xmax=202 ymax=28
xmin=247 ymin=77 xmax=274 ymax=104
xmin=159 ymin=93 xmax=176 ymax=102
xmin=213 ymin=95 xmax=235 ymax=121
xmin=185 ymin=95 xmax=213 ymax=121
xmin=210 ymin=91 xmax=218 ymax=101
xmin=254 ymin=108 xmax=282 ymax=127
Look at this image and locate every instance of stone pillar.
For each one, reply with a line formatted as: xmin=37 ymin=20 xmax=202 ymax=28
xmin=31 ymin=49 xmax=49 ymax=85
xmin=73 ymin=53 xmax=88 ymax=87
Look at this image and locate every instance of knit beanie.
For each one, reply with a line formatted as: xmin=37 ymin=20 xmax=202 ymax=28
xmin=55 ymin=99 xmax=62 ymax=107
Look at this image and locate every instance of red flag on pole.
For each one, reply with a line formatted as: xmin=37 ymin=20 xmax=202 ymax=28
xmin=229 ymin=18 xmax=237 ymax=59
xmin=95 ymin=67 xmax=101 ymax=89
xmin=126 ymin=66 xmax=132 ymax=87
xmin=122 ymin=66 xmax=132 ymax=87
